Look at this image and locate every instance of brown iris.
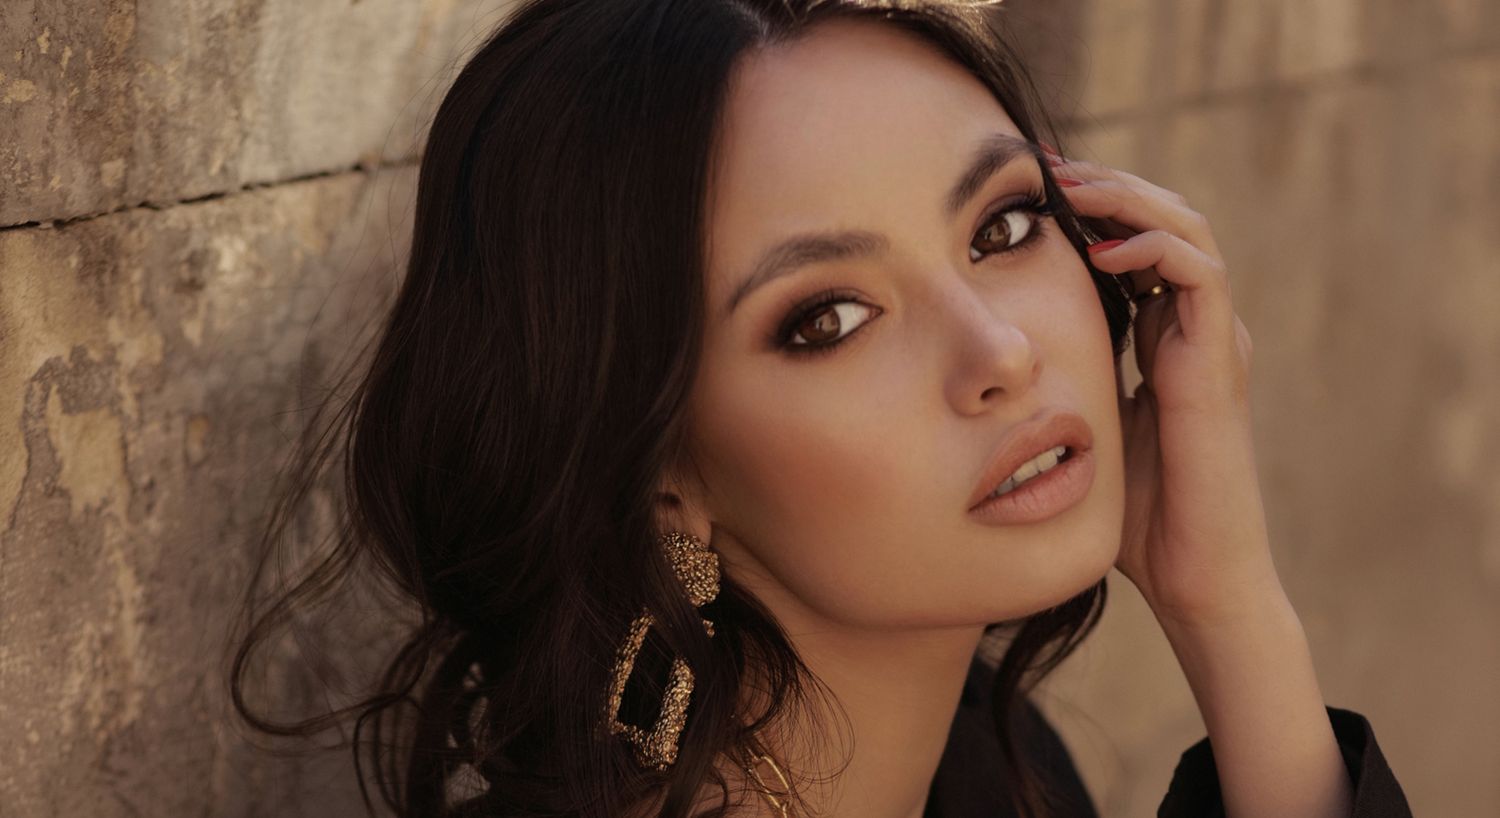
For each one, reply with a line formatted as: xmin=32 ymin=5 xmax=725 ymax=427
xmin=796 ymin=306 xmax=843 ymax=345
xmin=973 ymin=212 xmax=1021 ymax=255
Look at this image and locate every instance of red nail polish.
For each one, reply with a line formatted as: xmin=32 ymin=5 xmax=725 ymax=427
xmin=1054 ymin=177 xmax=1083 ymax=187
xmin=1039 ymin=141 xmax=1060 ymax=155
xmin=1087 ymin=239 xmax=1125 ymax=254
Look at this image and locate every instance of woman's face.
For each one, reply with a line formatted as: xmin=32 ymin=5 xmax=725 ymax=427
xmin=677 ymin=18 xmax=1126 ymax=630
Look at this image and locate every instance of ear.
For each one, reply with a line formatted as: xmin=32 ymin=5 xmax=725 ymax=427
xmin=651 ymin=460 xmax=714 ymax=547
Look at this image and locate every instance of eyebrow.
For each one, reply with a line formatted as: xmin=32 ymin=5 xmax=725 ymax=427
xmin=723 ymin=132 xmax=1043 ymax=318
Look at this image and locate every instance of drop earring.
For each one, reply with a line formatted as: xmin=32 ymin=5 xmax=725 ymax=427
xmin=603 ymin=531 xmax=720 ymax=770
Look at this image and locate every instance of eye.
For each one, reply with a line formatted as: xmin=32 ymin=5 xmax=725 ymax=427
xmin=968 ymin=191 xmax=1053 ymax=262
xmin=775 ymin=289 xmax=879 ymax=358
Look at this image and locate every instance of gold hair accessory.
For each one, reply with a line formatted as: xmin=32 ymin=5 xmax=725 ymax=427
xmin=603 ymin=531 xmax=720 ymax=770
xmin=1133 ymin=282 xmax=1173 ymax=303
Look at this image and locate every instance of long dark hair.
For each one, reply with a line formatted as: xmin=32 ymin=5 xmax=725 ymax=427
xmin=227 ymin=1 xmax=1133 ymax=816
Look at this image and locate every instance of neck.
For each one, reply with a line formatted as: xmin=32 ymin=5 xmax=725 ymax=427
xmin=733 ymin=601 xmax=987 ymax=818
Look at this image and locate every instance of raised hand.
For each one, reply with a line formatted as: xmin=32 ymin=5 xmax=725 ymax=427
xmin=1044 ymin=145 xmax=1355 ymax=818
xmin=1047 ymin=149 xmax=1273 ymax=629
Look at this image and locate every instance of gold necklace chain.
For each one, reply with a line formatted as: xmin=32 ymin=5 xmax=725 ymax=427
xmin=743 ymin=750 xmax=794 ymax=817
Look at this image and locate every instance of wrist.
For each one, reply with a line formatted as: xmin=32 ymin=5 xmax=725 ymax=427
xmin=1148 ymin=586 xmax=1348 ymax=818
xmin=1155 ymin=586 xmax=1311 ymax=704
xmin=1143 ymin=553 xmax=1292 ymax=635
xmin=1153 ymin=578 xmax=1301 ymax=649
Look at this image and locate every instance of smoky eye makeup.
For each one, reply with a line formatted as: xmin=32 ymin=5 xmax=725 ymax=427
xmin=768 ymin=186 xmax=1057 ymax=358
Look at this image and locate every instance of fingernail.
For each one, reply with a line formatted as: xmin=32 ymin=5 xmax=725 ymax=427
xmin=1054 ymin=177 xmax=1084 ymax=187
xmin=1087 ymin=239 xmax=1126 ymax=254
xmin=1039 ymin=141 xmax=1060 ymax=156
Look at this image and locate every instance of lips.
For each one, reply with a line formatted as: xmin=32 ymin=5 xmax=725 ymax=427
xmin=967 ymin=408 xmax=1095 ymax=511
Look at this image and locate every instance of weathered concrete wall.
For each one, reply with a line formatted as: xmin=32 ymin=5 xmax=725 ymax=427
xmin=1002 ymin=2 xmax=1500 ymax=817
xmin=1 ymin=168 xmax=419 ymax=817
xmin=0 ymin=0 xmax=515 ymax=225
xmin=0 ymin=2 xmax=512 ymax=816
xmin=2 ymin=1 xmax=1495 ymax=817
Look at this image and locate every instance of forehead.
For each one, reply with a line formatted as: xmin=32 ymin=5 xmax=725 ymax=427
xmin=706 ymin=17 xmax=1022 ymax=272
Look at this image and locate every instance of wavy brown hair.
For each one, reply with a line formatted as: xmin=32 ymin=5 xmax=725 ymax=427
xmin=227 ymin=1 xmax=1133 ymax=816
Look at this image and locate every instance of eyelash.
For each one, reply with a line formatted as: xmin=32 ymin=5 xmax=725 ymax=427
xmin=772 ymin=189 xmax=1056 ymax=358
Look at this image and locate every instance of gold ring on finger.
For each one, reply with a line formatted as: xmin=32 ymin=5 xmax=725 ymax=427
xmin=1132 ymin=283 xmax=1173 ymax=303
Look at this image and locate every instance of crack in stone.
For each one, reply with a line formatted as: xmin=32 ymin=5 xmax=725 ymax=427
xmin=1055 ymin=45 xmax=1497 ymax=130
xmin=0 ymin=156 xmax=421 ymax=234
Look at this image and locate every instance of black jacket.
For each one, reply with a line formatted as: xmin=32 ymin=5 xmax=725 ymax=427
xmin=925 ymin=656 xmax=1414 ymax=818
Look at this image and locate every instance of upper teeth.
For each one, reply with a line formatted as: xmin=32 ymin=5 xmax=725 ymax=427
xmin=989 ymin=446 xmax=1067 ymax=498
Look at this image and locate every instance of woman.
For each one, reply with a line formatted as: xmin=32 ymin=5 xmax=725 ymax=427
xmin=229 ymin=1 xmax=1414 ymax=816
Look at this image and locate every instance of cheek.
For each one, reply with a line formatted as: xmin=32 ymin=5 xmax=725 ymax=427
xmin=691 ymin=384 xmax=919 ymax=619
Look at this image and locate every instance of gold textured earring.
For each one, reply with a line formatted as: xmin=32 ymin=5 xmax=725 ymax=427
xmin=603 ymin=531 xmax=720 ymax=770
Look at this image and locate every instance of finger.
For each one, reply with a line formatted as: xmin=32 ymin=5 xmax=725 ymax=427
xmin=1087 ymin=230 xmax=1234 ymax=347
xmin=1058 ymin=178 xmax=1221 ymax=259
xmin=1233 ymin=313 xmax=1254 ymax=368
xmin=1047 ymin=157 xmax=1223 ymax=258
xmin=1131 ymin=282 xmax=1176 ymax=387
xmin=1048 ymin=156 xmax=1191 ymax=210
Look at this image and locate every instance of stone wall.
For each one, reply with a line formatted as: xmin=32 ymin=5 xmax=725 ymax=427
xmin=2 ymin=1 xmax=1494 ymax=817
xmin=0 ymin=2 xmax=514 ymax=815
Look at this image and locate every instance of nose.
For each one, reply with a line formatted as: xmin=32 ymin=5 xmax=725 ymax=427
xmin=947 ymin=304 xmax=1041 ymax=413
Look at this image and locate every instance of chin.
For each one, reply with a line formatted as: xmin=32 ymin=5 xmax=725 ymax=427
xmin=986 ymin=525 xmax=1119 ymax=622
